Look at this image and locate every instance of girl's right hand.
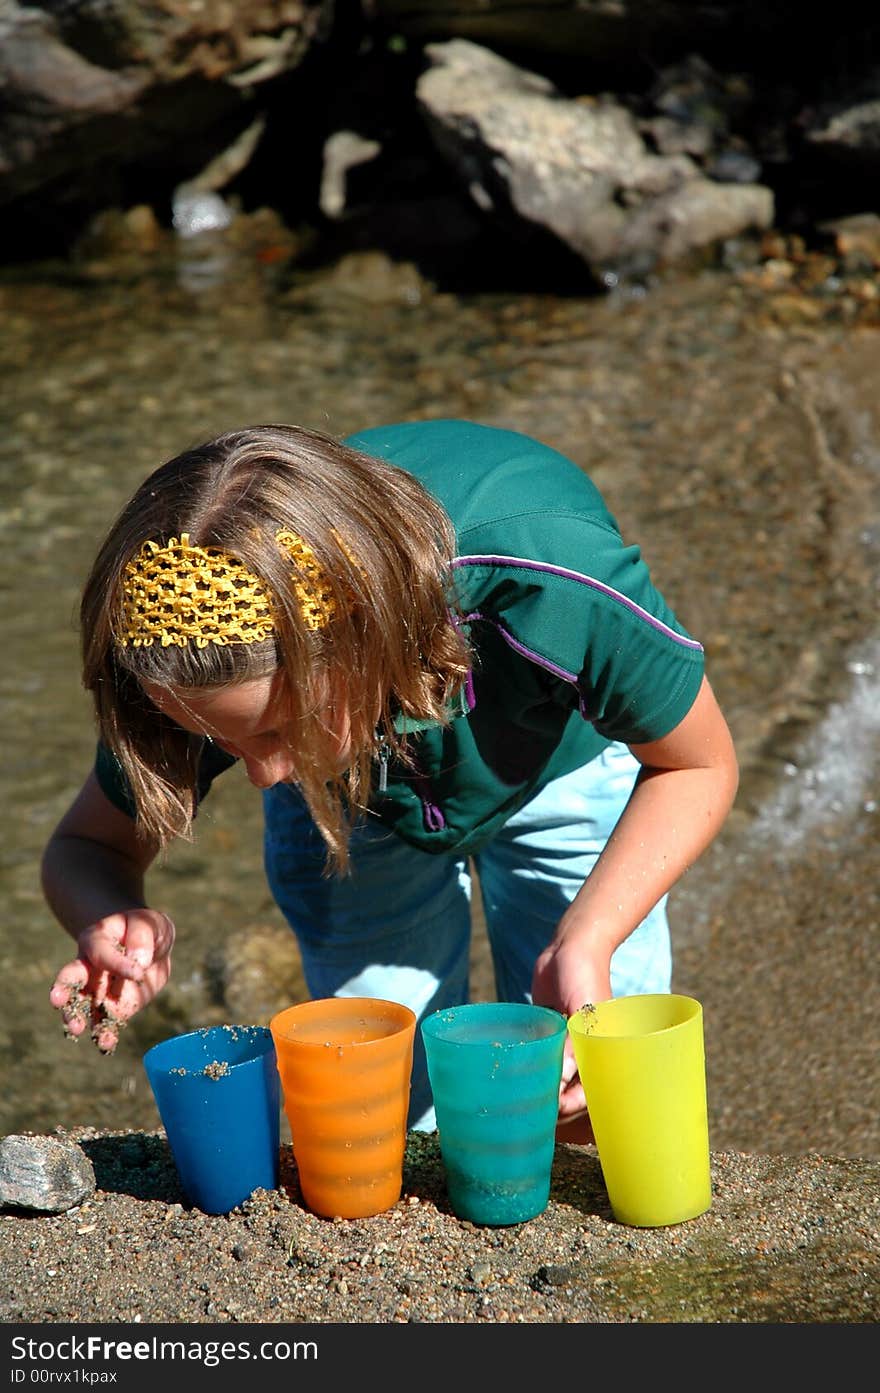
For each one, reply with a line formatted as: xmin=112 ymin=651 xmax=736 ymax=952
xmin=49 ymin=909 xmax=175 ymax=1054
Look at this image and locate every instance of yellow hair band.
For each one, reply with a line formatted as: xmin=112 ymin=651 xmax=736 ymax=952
xmin=120 ymin=531 xmax=340 ymax=647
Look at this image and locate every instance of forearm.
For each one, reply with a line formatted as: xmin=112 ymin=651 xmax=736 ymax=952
xmin=554 ymin=759 xmax=738 ymax=965
xmin=41 ymin=833 xmax=150 ymax=943
xmin=44 ymin=778 xmax=174 ymax=1051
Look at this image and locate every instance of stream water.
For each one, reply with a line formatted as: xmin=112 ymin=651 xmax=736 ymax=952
xmin=1 ymin=230 xmax=877 ymax=1158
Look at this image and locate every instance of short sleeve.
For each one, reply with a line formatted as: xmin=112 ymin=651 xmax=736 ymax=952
xmin=452 ymin=511 xmax=705 ymax=746
xmin=93 ymin=739 xmax=237 ymax=818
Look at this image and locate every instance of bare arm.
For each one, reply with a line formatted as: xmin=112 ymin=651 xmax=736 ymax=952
xmin=532 ymin=674 xmax=739 ymax=1130
xmin=42 ymin=772 xmax=159 ymax=934
xmin=42 ymin=773 xmax=175 ymax=1052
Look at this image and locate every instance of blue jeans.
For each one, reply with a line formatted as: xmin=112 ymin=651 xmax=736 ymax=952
xmin=263 ymin=742 xmax=671 ymax=1129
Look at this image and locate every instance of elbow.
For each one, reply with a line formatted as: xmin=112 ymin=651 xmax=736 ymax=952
xmin=39 ymin=835 xmax=58 ymax=901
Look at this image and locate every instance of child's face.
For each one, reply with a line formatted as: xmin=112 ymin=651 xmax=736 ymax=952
xmin=140 ymin=672 xmax=352 ymax=789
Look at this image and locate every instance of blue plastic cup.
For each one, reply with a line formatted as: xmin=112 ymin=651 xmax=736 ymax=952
xmin=421 ymin=1002 xmax=566 ymax=1225
xmin=143 ymin=1024 xmax=280 ymax=1214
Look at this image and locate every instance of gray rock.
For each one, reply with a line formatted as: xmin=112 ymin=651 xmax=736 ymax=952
xmin=416 ymin=39 xmax=773 ymax=278
xmin=0 ymin=1134 xmax=96 ymax=1213
xmin=172 ymin=189 xmax=234 ymax=238
xmin=806 ymin=93 xmax=880 ymax=159
xmin=320 ymin=130 xmax=383 ymax=219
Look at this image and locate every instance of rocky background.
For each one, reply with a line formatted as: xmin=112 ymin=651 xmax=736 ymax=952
xmin=2 ymin=0 xmax=880 ymax=287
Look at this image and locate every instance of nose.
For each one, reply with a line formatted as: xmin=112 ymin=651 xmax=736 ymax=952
xmin=241 ymin=751 xmax=296 ymax=789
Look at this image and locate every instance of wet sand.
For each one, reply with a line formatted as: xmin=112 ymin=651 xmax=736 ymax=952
xmin=1 ymin=1130 xmax=877 ymax=1326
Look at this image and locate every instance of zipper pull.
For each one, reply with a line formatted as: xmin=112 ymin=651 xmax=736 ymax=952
xmin=377 ymin=741 xmax=389 ymax=793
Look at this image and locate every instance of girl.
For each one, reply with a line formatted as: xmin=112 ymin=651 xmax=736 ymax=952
xmin=42 ymin=418 xmax=739 ymax=1139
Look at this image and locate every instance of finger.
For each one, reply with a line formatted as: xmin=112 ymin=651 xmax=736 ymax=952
xmin=91 ymin=971 xmax=112 ymax=1009
xmin=558 ymin=1077 xmax=588 ymax=1119
xmin=77 ymin=913 xmax=140 ymax=978
xmin=91 ymin=1003 xmax=125 ymax=1055
xmin=90 ymin=934 xmax=147 ymax=982
xmin=114 ymin=911 xmax=174 ymax=976
xmin=559 ymin=1051 xmax=579 ymax=1090
xmin=94 ymin=967 xmax=136 ymax=1012
xmin=121 ymin=913 xmax=172 ymax=971
xmin=97 ymin=974 xmax=144 ymax=1025
xmin=56 ymin=984 xmax=94 ymax=1040
xmin=61 ymin=1002 xmax=89 ymax=1036
xmin=92 ymin=1021 xmax=121 ymax=1054
xmin=92 ymin=1021 xmax=121 ymax=1053
xmin=49 ymin=963 xmax=90 ymax=1008
xmin=151 ymin=912 xmax=176 ymax=956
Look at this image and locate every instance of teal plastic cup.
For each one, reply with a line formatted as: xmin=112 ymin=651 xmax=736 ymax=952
xmin=421 ymin=1002 xmax=566 ymax=1225
xmin=143 ymin=1024 xmax=280 ymax=1214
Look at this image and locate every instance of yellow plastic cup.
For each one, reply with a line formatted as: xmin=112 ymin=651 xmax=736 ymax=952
xmin=566 ymin=993 xmax=711 ymax=1227
xmin=269 ymin=997 xmax=415 ymax=1220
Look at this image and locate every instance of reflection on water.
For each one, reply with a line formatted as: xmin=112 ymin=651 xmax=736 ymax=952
xmin=1 ymin=236 xmax=878 ymax=1154
xmin=751 ymin=640 xmax=880 ymax=848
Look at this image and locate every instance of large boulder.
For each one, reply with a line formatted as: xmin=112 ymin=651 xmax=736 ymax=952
xmin=416 ymin=40 xmax=774 ymax=279
xmin=0 ymin=0 xmax=333 ymax=215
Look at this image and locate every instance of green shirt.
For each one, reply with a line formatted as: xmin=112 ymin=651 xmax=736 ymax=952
xmin=346 ymin=419 xmax=704 ymax=853
xmin=95 ymin=419 xmax=704 ymax=856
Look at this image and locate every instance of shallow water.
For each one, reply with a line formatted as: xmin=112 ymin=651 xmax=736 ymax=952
xmin=1 ymin=232 xmax=877 ymax=1156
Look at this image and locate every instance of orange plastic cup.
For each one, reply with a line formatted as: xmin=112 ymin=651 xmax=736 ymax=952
xmin=269 ymin=997 xmax=416 ymax=1219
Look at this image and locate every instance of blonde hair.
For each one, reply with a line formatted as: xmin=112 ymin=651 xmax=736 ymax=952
xmin=82 ymin=423 xmax=471 ymax=871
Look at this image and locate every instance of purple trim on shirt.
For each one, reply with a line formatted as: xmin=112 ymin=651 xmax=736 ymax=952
xmin=422 ymin=798 xmax=447 ymax=832
xmin=462 ymin=609 xmax=592 ymax=716
xmin=462 ymin=610 xmax=576 ymax=683
xmin=464 ymin=667 xmax=476 ymax=710
xmin=409 ymin=767 xmax=447 ymax=831
xmin=452 ymin=554 xmax=704 ymax=652
xmin=447 ymin=609 xmax=477 ymax=713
